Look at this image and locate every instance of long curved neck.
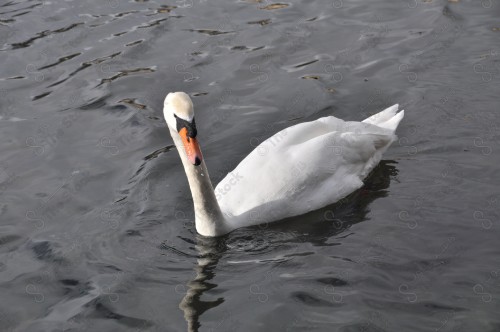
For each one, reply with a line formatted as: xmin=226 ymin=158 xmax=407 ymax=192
xmin=171 ymin=130 xmax=227 ymax=236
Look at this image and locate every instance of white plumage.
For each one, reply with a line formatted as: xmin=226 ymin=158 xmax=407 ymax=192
xmin=164 ymin=92 xmax=404 ymax=236
xmin=217 ymin=105 xmax=404 ymax=230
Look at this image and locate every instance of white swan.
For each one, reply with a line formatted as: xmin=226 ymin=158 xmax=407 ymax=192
xmin=163 ymin=92 xmax=404 ymax=236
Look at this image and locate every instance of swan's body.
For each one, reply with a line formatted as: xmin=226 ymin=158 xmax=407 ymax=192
xmin=163 ymin=92 xmax=404 ymax=236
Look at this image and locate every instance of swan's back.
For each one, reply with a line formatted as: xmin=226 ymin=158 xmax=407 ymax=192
xmin=216 ymin=104 xmax=404 ymax=230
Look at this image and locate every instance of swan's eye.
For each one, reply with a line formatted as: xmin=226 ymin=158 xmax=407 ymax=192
xmin=174 ymin=114 xmax=197 ymax=138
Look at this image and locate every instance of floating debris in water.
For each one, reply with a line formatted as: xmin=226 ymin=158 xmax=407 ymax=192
xmin=260 ymin=3 xmax=289 ymax=10
xmin=157 ymin=5 xmax=176 ymax=13
xmin=118 ymin=98 xmax=146 ymax=110
xmin=301 ymin=75 xmax=320 ymax=80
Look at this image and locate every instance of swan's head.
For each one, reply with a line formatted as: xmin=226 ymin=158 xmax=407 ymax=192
xmin=163 ymin=92 xmax=202 ymax=166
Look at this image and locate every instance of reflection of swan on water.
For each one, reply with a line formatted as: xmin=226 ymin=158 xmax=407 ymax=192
xmin=179 ymin=235 xmax=226 ymax=332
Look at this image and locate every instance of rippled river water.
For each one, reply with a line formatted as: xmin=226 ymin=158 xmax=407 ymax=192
xmin=1 ymin=0 xmax=499 ymax=331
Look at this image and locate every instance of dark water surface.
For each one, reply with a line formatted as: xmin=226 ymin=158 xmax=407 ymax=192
xmin=1 ymin=0 xmax=499 ymax=331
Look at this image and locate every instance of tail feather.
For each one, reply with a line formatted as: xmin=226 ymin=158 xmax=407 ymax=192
xmin=363 ymin=104 xmax=399 ymax=126
xmin=378 ymin=110 xmax=404 ymax=132
xmin=362 ymin=104 xmax=404 ymax=132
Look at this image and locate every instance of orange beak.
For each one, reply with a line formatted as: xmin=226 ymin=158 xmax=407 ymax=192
xmin=179 ymin=127 xmax=203 ymax=166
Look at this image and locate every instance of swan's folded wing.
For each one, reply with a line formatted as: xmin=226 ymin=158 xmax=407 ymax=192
xmin=337 ymin=131 xmax=395 ymax=178
xmin=215 ymin=117 xmax=396 ymax=226
xmin=340 ymin=132 xmax=394 ymax=155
